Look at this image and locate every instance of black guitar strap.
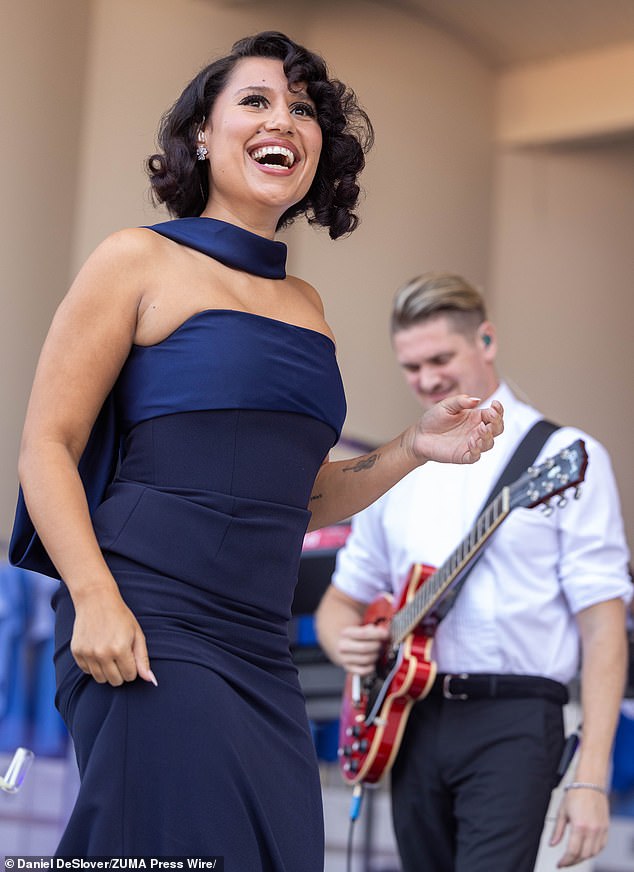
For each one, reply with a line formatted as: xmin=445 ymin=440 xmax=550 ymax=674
xmin=432 ymin=418 xmax=560 ymax=622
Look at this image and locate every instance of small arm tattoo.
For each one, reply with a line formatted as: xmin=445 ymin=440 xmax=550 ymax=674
xmin=342 ymin=453 xmax=379 ymax=473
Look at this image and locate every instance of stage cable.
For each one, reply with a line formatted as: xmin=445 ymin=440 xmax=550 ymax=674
xmin=346 ymin=783 xmax=364 ymax=872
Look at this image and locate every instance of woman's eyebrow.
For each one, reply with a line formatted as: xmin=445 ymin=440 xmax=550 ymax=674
xmin=235 ymin=85 xmax=275 ymax=95
xmin=234 ymin=84 xmax=313 ymax=101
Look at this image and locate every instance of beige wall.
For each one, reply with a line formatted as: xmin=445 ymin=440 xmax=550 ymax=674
xmin=1 ymin=0 xmax=632 ymax=550
xmin=497 ymin=41 xmax=634 ymax=145
xmin=489 ymin=139 xmax=634 ymax=544
xmin=0 ymin=0 xmax=91 ymax=541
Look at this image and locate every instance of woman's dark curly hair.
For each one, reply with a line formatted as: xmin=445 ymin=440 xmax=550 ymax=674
xmin=147 ymin=31 xmax=374 ymax=239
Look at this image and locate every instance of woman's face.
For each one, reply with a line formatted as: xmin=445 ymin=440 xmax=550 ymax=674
xmin=202 ymin=56 xmax=323 ymax=225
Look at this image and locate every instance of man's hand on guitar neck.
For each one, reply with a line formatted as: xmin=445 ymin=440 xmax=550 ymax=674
xmin=316 ymin=585 xmax=389 ymax=676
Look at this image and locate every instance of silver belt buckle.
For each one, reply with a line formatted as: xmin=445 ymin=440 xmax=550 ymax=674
xmin=443 ymin=672 xmax=470 ymax=700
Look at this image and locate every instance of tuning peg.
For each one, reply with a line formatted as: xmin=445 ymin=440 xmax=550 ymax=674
xmin=574 ymin=486 xmax=582 ymax=500
xmin=540 ymin=501 xmax=554 ymax=517
xmin=557 ymin=495 xmax=567 ymax=508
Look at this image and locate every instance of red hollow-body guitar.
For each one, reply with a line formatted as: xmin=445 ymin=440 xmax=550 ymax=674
xmin=338 ymin=439 xmax=588 ymax=785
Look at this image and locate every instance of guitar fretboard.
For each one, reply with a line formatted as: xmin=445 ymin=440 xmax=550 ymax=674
xmin=390 ymin=487 xmax=510 ymax=644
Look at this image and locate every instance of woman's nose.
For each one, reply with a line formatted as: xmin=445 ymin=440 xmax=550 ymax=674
xmin=263 ymin=102 xmax=295 ymax=134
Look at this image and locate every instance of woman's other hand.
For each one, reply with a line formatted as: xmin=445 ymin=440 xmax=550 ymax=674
xmin=70 ymin=586 xmax=157 ymax=687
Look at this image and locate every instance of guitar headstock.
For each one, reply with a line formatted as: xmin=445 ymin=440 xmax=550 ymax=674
xmin=509 ymin=439 xmax=588 ymax=511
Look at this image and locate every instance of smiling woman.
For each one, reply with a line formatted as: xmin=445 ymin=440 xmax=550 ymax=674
xmin=195 ymin=56 xmax=325 ymax=232
xmin=148 ymin=31 xmax=373 ymax=239
xmin=9 ymin=29 xmax=503 ymax=868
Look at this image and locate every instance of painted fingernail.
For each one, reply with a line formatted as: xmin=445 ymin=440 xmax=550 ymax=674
xmin=148 ymin=670 xmax=158 ymax=687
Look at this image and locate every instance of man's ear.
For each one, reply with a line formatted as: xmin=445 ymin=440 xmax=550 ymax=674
xmin=478 ymin=322 xmax=496 ymax=356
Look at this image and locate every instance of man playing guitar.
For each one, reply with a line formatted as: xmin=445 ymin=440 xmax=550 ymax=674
xmin=316 ymin=273 xmax=631 ymax=872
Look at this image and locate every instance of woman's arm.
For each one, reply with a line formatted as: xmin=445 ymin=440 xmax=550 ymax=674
xmin=18 ymin=230 xmax=157 ymax=687
xmin=307 ymin=395 xmax=503 ymax=531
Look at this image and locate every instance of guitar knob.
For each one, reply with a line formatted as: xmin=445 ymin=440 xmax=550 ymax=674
xmin=557 ymin=495 xmax=567 ymax=508
xmin=540 ymin=501 xmax=553 ymax=517
xmin=346 ymin=725 xmax=363 ymax=738
xmin=339 ymin=745 xmax=353 ymax=758
xmin=343 ymin=760 xmax=359 ymax=773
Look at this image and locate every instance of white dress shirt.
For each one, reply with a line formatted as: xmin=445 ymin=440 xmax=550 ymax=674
xmin=333 ymin=383 xmax=632 ymax=683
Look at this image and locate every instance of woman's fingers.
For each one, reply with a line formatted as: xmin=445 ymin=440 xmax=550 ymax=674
xmin=71 ymin=595 xmax=156 ymax=687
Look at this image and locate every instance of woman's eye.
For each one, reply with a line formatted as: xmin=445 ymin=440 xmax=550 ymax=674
xmin=239 ymin=95 xmax=268 ymax=109
xmin=291 ymin=102 xmax=317 ymax=118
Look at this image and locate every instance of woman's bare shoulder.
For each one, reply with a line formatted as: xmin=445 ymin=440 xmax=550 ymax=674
xmin=66 ymin=226 xmax=177 ymax=306
xmin=86 ymin=226 xmax=171 ymax=266
xmin=284 ymin=274 xmax=337 ymax=343
xmin=286 ymin=274 xmax=326 ymax=315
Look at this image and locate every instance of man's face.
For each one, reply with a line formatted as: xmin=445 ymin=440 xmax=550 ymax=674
xmin=392 ymin=314 xmax=498 ymax=412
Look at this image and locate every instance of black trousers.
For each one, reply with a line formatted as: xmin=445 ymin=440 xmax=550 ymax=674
xmin=391 ymin=694 xmax=565 ymax=872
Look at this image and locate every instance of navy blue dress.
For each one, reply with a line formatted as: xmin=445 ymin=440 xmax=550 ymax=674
xmin=13 ymin=219 xmax=346 ymax=865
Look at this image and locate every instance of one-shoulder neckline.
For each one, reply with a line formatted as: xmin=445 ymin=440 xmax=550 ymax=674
xmin=144 ymin=217 xmax=287 ymax=279
xmin=133 ymin=308 xmax=336 ymax=350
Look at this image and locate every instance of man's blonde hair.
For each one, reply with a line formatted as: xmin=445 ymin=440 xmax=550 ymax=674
xmin=390 ymin=272 xmax=487 ymax=337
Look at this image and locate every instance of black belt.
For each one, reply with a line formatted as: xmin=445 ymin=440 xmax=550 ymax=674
xmin=429 ymin=673 xmax=569 ymax=705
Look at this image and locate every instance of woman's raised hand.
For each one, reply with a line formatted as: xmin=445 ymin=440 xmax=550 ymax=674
xmin=406 ymin=395 xmax=504 ymax=465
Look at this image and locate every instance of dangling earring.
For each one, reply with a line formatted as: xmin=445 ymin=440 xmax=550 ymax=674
xmin=196 ymin=123 xmax=209 ymax=162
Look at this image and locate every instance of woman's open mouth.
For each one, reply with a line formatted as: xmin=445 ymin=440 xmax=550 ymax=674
xmin=248 ymin=141 xmax=300 ymax=172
